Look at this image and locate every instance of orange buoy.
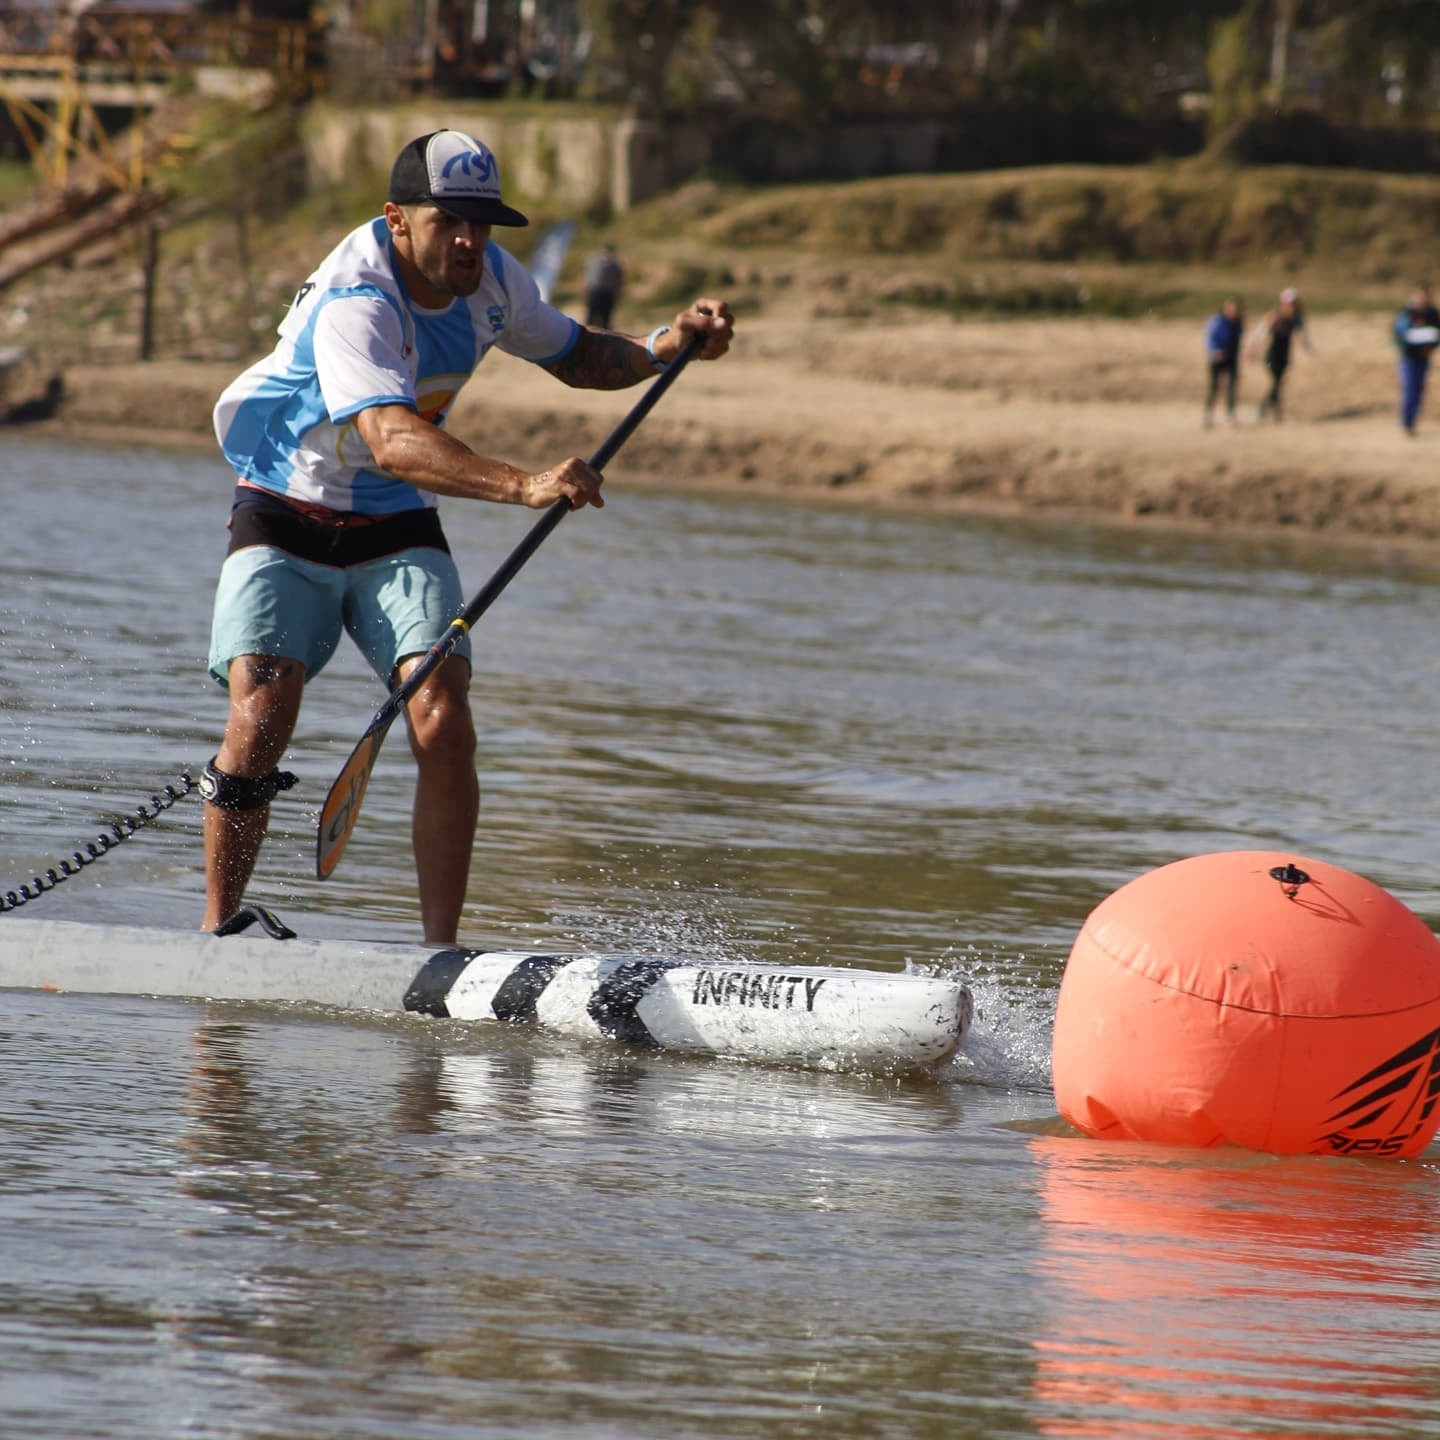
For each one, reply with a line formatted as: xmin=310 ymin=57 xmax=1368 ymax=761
xmin=1052 ymin=851 xmax=1440 ymax=1157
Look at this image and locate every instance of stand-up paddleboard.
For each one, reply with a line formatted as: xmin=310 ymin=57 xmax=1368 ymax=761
xmin=405 ymin=950 xmax=970 ymax=1070
xmin=0 ymin=917 xmax=971 ymax=1073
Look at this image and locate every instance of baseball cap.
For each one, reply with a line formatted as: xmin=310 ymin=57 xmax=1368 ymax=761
xmin=388 ymin=130 xmax=529 ymax=227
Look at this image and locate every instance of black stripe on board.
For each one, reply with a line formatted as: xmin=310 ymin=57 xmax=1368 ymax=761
xmin=586 ymin=959 xmax=684 ymax=1046
xmin=490 ymin=954 xmax=570 ymax=1023
xmin=403 ymin=948 xmax=476 ymax=1017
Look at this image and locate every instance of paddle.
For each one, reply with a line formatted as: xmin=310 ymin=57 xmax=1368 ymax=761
xmin=316 ymin=331 xmax=707 ymax=879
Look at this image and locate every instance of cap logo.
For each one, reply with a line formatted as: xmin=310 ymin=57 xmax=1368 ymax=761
xmin=441 ymin=148 xmax=497 ymax=185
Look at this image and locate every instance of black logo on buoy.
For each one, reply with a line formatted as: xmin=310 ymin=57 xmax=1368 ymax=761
xmin=1314 ymin=1026 xmax=1440 ymax=1156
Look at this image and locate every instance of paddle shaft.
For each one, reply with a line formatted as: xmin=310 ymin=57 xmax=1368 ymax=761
xmin=317 ymin=331 xmax=706 ymax=878
xmin=374 ymin=331 xmax=705 ymax=731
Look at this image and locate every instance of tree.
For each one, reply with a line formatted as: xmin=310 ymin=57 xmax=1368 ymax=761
xmin=572 ymin=0 xmax=1438 ymax=135
xmin=578 ymin=0 xmax=701 ymax=112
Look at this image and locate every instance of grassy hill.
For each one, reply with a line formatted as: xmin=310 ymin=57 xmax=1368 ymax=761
xmin=5 ymin=107 xmax=1440 ymax=371
xmin=621 ymin=162 xmax=1440 ymax=321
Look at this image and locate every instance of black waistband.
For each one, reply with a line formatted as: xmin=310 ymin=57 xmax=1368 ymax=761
xmin=226 ymin=489 xmax=450 ymax=567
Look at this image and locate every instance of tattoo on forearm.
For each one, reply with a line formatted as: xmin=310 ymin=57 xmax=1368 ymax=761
xmin=548 ymin=329 xmax=646 ymax=389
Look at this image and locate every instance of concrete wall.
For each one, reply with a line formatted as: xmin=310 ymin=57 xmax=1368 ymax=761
xmin=300 ymin=103 xmax=712 ymax=219
xmin=300 ymin=103 xmax=982 ymax=216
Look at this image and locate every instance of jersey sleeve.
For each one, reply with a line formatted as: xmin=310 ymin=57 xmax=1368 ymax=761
xmin=311 ymin=292 xmax=417 ymax=422
xmin=491 ymin=249 xmax=580 ymax=364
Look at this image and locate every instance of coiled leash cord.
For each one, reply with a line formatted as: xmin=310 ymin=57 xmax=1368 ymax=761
xmin=0 ymin=772 xmax=197 ymax=913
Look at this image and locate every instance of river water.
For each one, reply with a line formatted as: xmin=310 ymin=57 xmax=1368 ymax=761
xmin=3 ymin=435 xmax=1440 ymax=1437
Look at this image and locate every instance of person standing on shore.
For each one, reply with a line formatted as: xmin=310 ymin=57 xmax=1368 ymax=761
xmin=1250 ymin=287 xmax=1312 ymax=422
xmin=1393 ymin=282 xmax=1440 ymax=436
xmin=583 ymin=242 xmax=624 ymax=329
xmin=201 ymin=129 xmax=733 ymax=943
xmin=1203 ymin=296 xmax=1244 ymax=428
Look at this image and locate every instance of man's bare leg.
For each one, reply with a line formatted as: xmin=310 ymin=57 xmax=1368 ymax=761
xmin=202 ymin=655 xmax=305 ymax=931
xmin=401 ymin=653 xmax=478 ymax=945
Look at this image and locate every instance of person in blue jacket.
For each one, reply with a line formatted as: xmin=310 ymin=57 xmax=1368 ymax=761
xmin=1393 ymin=283 xmax=1440 ymax=436
xmin=1203 ymin=296 xmax=1244 ymax=428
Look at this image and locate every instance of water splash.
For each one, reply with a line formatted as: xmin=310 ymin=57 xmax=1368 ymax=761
xmin=909 ymin=944 xmax=1057 ymax=1092
xmin=544 ymin=872 xmax=784 ymax=965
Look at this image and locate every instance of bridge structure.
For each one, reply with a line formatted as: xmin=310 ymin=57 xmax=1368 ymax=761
xmin=0 ymin=2 xmax=327 ymax=334
xmin=0 ymin=6 xmax=318 ymax=189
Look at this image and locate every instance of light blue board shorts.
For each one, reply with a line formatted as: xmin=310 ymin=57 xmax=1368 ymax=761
xmin=208 ymin=545 xmax=471 ymax=688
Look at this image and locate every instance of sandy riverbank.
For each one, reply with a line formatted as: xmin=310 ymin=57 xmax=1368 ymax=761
xmin=21 ymin=306 xmax=1440 ymax=558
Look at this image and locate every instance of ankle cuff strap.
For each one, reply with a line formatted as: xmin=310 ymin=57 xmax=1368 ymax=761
xmin=198 ymin=757 xmax=298 ymax=812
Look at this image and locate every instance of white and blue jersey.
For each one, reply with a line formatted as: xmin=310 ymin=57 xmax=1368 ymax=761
xmin=213 ymin=217 xmax=580 ymax=514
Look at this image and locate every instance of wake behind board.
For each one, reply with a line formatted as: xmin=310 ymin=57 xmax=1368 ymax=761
xmin=0 ymin=917 xmax=971 ymax=1073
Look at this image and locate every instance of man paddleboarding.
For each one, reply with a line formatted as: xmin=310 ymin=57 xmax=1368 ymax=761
xmin=201 ymin=128 xmax=733 ymax=943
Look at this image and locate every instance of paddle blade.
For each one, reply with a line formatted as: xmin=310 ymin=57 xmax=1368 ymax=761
xmin=316 ymin=726 xmax=388 ymax=879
